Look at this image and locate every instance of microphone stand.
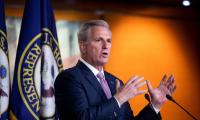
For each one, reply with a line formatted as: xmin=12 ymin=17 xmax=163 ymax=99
xmin=144 ymin=94 xmax=198 ymax=120
xmin=166 ymin=95 xmax=198 ymax=120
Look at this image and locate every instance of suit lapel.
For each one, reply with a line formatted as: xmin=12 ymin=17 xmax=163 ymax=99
xmin=77 ymin=61 xmax=107 ymax=100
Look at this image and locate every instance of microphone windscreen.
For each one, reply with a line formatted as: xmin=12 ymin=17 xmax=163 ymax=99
xmin=166 ymin=94 xmax=175 ymax=102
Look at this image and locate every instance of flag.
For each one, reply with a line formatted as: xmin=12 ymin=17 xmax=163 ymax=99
xmin=0 ymin=0 xmax=10 ymax=119
xmin=9 ymin=0 xmax=63 ymax=119
xmin=40 ymin=0 xmax=63 ymax=119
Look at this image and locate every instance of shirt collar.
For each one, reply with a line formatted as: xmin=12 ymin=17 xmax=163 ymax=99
xmin=80 ymin=58 xmax=104 ymax=77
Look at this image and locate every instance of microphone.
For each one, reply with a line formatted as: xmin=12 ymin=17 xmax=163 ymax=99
xmin=166 ymin=94 xmax=198 ymax=120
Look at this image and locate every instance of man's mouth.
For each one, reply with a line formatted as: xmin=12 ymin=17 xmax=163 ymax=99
xmin=102 ymin=52 xmax=109 ymax=57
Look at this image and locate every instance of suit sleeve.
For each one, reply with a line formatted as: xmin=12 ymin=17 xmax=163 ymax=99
xmin=55 ymin=71 xmax=122 ymax=120
xmin=134 ymin=104 xmax=162 ymax=120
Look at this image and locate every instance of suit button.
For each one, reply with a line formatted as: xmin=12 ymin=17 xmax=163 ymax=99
xmin=114 ymin=112 xmax=117 ymax=117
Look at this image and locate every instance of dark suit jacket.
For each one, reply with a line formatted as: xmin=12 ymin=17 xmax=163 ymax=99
xmin=54 ymin=61 xmax=161 ymax=120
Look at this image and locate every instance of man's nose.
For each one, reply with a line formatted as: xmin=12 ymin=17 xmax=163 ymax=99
xmin=102 ymin=41 xmax=109 ymax=49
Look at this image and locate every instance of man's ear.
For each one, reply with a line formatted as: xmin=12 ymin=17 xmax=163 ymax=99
xmin=80 ymin=42 xmax=86 ymax=54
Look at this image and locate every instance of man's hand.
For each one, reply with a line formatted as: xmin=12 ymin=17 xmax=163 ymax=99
xmin=115 ymin=76 xmax=147 ymax=106
xmin=146 ymin=74 xmax=176 ymax=109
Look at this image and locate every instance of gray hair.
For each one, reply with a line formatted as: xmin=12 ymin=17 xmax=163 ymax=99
xmin=77 ymin=20 xmax=110 ymax=43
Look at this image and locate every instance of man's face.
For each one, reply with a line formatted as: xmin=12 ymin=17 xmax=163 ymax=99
xmin=81 ymin=26 xmax=112 ymax=68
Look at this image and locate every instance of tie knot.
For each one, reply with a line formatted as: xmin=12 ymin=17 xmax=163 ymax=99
xmin=97 ymin=72 xmax=104 ymax=80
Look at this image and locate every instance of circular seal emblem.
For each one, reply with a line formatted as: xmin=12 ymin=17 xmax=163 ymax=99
xmin=17 ymin=33 xmax=42 ymax=120
xmin=0 ymin=65 xmax=7 ymax=79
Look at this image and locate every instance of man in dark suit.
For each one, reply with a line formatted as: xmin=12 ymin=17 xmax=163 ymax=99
xmin=54 ymin=20 xmax=176 ymax=120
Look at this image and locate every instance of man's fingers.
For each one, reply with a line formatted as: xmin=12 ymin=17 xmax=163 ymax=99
xmin=136 ymin=90 xmax=148 ymax=95
xmin=126 ymin=75 xmax=138 ymax=86
xmin=167 ymin=78 xmax=176 ymax=92
xmin=116 ymin=79 xmax=120 ymax=88
xmin=171 ymin=85 xmax=177 ymax=94
xmin=160 ymin=74 xmax=167 ymax=86
xmin=125 ymin=76 xmax=144 ymax=89
xmin=132 ymin=76 xmax=144 ymax=86
xmin=171 ymin=77 xmax=175 ymax=84
xmin=146 ymin=80 xmax=153 ymax=92
xmin=135 ymin=81 xmax=146 ymax=89
xmin=116 ymin=79 xmax=121 ymax=92
xmin=166 ymin=74 xmax=174 ymax=88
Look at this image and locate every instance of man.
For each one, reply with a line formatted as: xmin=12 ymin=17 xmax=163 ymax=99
xmin=54 ymin=20 xmax=176 ymax=120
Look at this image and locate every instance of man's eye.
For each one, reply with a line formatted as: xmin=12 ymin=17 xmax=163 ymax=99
xmin=107 ymin=39 xmax=111 ymax=43
xmin=96 ymin=39 xmax=101 ymax=42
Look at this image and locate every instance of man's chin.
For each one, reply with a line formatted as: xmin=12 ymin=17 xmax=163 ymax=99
xmin=99 ymin=60 xmax=108 ymax=66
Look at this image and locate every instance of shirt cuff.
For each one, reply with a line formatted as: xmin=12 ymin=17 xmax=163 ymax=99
xmin=151 ymin=103 xmax=160 ymax=114
xmin=114 ymin=96 xmax=121 ymax=108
